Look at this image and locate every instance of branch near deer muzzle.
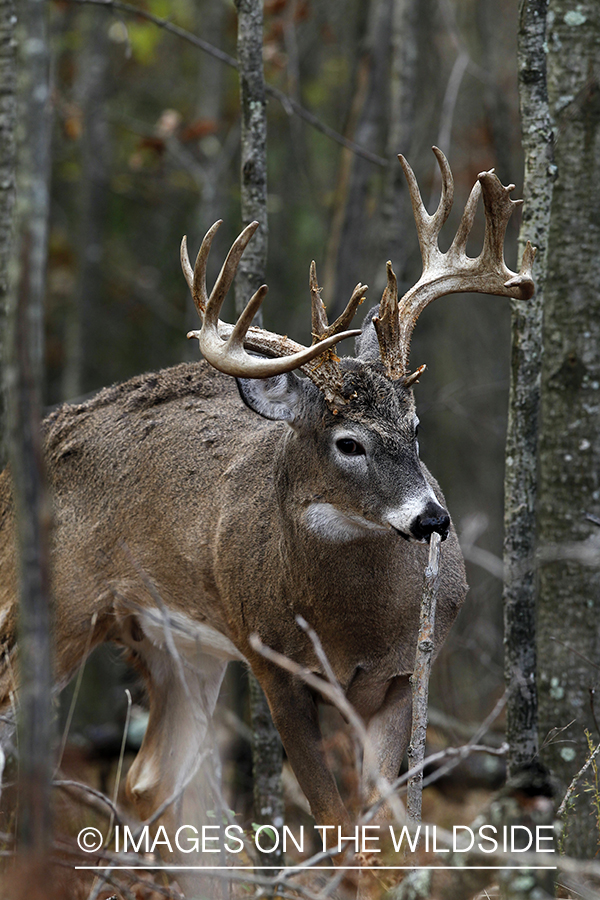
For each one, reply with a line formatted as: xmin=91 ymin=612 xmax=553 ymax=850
xmin=375 ymin=147 xmax=536 ymax=384
xmin=182 ymin=149 xmax=535 ymax=399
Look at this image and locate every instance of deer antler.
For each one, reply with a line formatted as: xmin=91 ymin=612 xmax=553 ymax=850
xmin=182 ymin=221 xmax=366 ymax=403
xmin=303 ymin=261 xmax=367 ymax=403
xmin=374 ymin=147 xmax=536 ymax=381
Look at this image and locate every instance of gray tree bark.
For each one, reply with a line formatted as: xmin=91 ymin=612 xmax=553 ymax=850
xmin=500 ymin=5 xmax=556 ymax=897
xmin=6 ymin=0 xmax=53 ymax=867
xmin=0 ymin=0 xmax=16 ymax=464
xmin=248 ymin=672 xmax=284 ymax=866
xmin=234 ymin=0 xmax=284 ymax=870
xmin=503 ymin=0 xmax=554 ymax=780
xmin=185 ymin=0 xmax=229 ymax=342
xmin=234 ymin=0 xmax=267 ymax=322
xmin=537 ymin=0 xmax=600 ymax=859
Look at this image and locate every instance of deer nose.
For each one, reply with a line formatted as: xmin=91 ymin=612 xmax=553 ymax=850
xmin=410 ymin=500 xmax=450 ymax=542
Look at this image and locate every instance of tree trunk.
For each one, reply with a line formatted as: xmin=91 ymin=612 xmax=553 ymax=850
xmin=537 ymin=0 xmax=600 ymax=859
xmin=248 ymin=673 xmax=285 ymax=859
xmin=234 ymin=0 xmax=284 ymax=870
xmin=0 ymin=0 xmax=16 ymax=464
xmin=406 ymin=534 xmax=441 ymax=824
xmin=499 ymin=5 xmax=556 ymax=896
xmin=234 ymin=0 xmax=267 ymax=321
xmin=503 ymin=0 xmax=554 ymax=780
xmin=6 ymin=0 xmax=53 ymax=870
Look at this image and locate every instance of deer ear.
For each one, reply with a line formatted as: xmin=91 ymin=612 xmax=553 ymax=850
xmin=236 ymin=372 xmax=306 ymax=422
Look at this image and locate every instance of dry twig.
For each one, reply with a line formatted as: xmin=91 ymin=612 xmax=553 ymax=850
xmin=406 ymin=532 xmax=441 ymax=823
xmin=558 ymin=739 xmax=600 ymax=817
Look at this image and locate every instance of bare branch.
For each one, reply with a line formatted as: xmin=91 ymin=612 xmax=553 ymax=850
xmin=406 ymin=533 xmax=441 ymax=823
xmin=106 ymin=688 xmax=132 ymax=844
xmin=359 ymin=740 xmax=508 ymax=829
xmin=60 ymin=0 xmax=389 ymax=167
xmin=53 ymin=779 xmax=123 ymax=824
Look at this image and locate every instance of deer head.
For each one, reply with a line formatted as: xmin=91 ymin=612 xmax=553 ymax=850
xmin=181 ymin=149 xmax=534 ymax=543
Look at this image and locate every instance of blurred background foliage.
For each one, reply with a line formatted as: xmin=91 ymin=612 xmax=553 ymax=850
xmin=48 ymin=0 xmax=520 ymax=741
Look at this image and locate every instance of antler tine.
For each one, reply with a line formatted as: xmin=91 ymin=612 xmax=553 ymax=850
xmin=302 ymin=260 xmax=365 ymax=406
xmin=310 ymin=260 xmax=329 ymax=340
xmin=403 ymin=364 xmax=426 ymax=388
xmin=449 ymin=179 xmax=482 ymax=257
xmin=431 ymin=146 xmax=454 ymax=231
xmin=505 ymin=240 xmax=536 ymax=293
xmin=373 ymin=261 xmax=403 ymax=379
xmin=310 ymin=261 xmax=368 ymax=344
xmin=181 ymin=219 xmax=223 ymax=316
xmin=328 ymin=281 xmax=368 ymax=338
xmin=180 ymin=236 xmax=194 ymax=293
xmin=478 ymin=172 xmax=521 ymax=279
xmin=398 ymin=146 xmax=454 ymax=268
xmin=203 ymin=220 xmax=260 ymax=328
xmin=184 ymin=222 xmax=362 ymax=385
xmin=227 ymin=284 xmax=269 ymax=350
xmin=476 ymin=172 xmax=535 ymax=298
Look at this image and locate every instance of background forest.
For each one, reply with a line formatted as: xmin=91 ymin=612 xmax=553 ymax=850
xmin=2 ymin=0 xmax=600 ymax=897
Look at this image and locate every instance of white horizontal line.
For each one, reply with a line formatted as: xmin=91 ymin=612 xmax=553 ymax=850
xmin=75 ymin=865 xmax=558 ymax=871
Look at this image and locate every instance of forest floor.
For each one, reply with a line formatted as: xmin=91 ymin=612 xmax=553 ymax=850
xmin=0 ymin=730 xmax=520 ymax=900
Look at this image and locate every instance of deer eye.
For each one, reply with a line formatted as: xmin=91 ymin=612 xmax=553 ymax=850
xmin=336 ymin=438 xmax=366 ymax=456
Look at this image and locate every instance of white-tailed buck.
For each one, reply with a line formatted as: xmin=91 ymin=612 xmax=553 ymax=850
xmin=0 ymin=150 xmax=533 ymax=845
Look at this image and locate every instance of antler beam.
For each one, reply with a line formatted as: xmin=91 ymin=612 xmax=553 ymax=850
xmin=182 ymin=222 xmax=367 ymax=404
xmin=181 ymin=220 xmax=363 ymax=382
xmin=375 ymin=147 xmax=536 ymax=380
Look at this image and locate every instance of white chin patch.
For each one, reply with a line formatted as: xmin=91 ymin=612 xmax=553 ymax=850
xmin=303 ymin=503 xmax=388 ymax=542
xmin=384 ymin=494 xmax=436 ymax=539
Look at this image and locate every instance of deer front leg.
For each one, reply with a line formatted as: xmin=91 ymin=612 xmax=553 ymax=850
xmin=258 ymin=666 xmax=352 ymax=832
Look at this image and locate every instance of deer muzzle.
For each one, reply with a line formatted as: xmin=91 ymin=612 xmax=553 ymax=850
xmin=409 ymin=499 xmax=450 ymax=542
